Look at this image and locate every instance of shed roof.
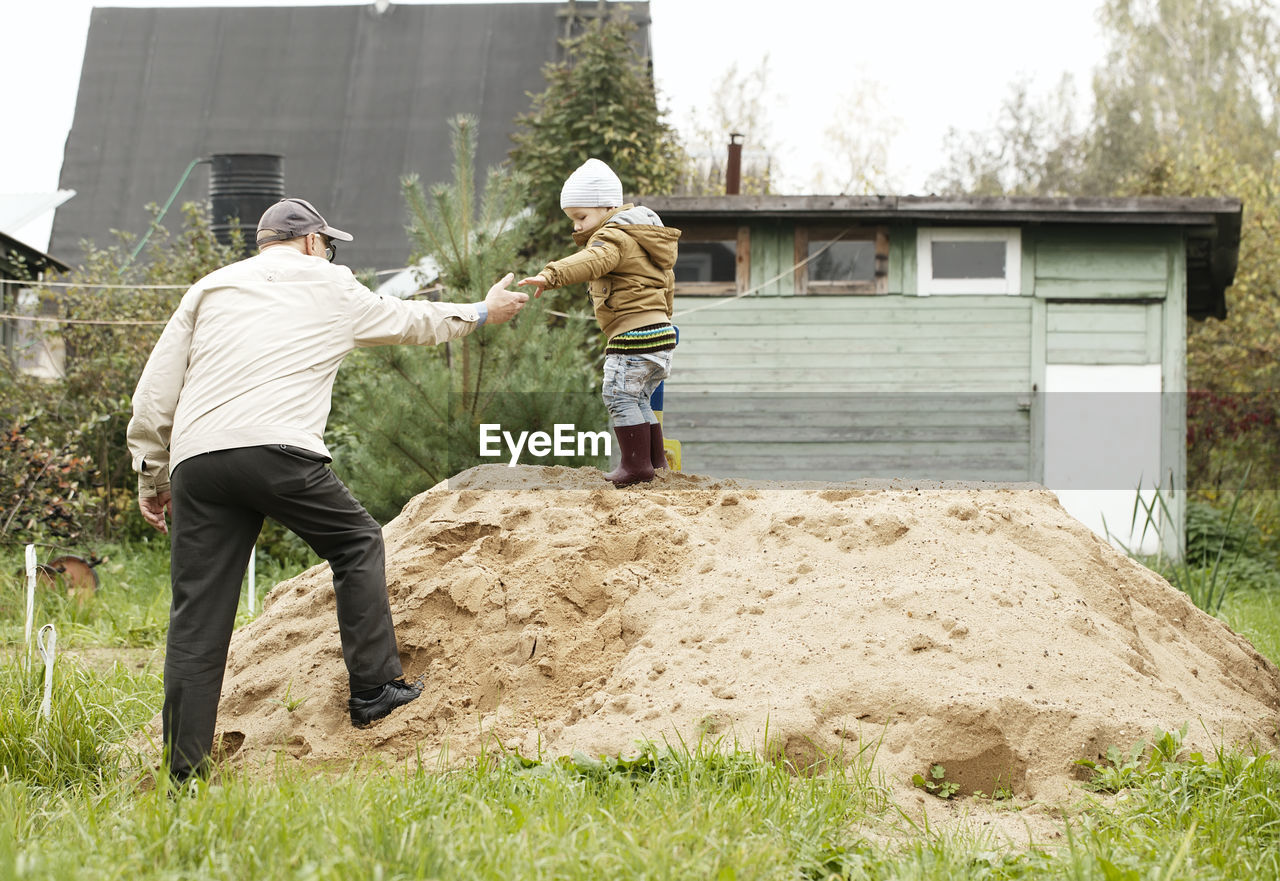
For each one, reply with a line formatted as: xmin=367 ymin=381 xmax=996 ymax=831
xmin=52 ymin=2 xmax=650 ymax=273
xmin=642 ymin=195 xmax=1242 ymax=320
xmin=1 ymin=232 xmax=71 ymax=279
xmin=0 ymin=191 xmax=76 ymax=239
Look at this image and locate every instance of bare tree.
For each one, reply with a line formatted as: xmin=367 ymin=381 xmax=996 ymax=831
xmin=929 ymin=0 xmax=1280 ymax=196
xmin=676 ymin=56 xmax=781 ymax=195
xmin=809 ymin=87 xmax=904 ymax=195
xmin=927 ymin=74 xmax=1087 ymax=196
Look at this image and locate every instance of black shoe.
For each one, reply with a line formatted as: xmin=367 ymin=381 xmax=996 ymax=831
xmin=348 ymin=678 xmax=423 ymax=729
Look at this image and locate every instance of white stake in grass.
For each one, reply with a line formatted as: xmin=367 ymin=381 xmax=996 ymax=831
xmin=24 ymin=544 xmax=37 ymax=650
xmin=37 ymin=623 xmax=57 ymax=721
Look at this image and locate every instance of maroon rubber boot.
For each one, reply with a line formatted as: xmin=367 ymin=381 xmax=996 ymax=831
xmin=605 ymin=423 xmax=655 ymax=486
xmin=649 ymin=421 xmax=668 ymax=470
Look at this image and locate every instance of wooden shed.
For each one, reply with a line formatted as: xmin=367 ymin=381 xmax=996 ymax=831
xmin=643 ymin=195 xmax=1242 ymax=551
xmin=1 ymin=232 xmax=70 ymax=379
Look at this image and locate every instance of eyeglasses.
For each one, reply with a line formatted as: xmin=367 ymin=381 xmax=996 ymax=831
xmin=311 ymin=232 xmax=336 ymax=262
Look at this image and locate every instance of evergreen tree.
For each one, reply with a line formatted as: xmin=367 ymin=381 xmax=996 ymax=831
xmin=331 ymin=116 xmax=605 ymax=522
xmin=509 ymin=10 xmax=685 ymax=261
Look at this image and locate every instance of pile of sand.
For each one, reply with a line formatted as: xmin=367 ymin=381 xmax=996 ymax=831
xmin=202 ymin=466 xmax=1278 ymax=799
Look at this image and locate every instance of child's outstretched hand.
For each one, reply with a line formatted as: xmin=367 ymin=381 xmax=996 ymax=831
xmin=517 ymin=275 xmax=548 ymax=298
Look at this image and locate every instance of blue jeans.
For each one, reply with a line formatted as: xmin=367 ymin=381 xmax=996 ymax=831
xmin=602 ymin=351 xmax=673 ymax=427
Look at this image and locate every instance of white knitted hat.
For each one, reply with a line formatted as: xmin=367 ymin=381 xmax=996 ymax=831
xmin=560 ymin=158 xmax=623 ymax=209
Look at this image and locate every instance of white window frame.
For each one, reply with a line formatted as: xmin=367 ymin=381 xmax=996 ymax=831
xmin=917 ymin=227 xmax=1021 ymax=296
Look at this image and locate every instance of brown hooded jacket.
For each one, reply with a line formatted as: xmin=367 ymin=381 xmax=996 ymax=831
xmin=540 ymin=204 xmax=681 ymax=339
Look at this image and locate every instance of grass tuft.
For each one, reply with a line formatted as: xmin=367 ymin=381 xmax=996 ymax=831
xmin=0 ymin=651 xmax=160 ymax=788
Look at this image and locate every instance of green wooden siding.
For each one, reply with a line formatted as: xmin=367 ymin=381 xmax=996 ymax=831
xmin=888 ymin=225 xmax=911 ymax=295
xmin=660 ymin=223 xmax=1188 ymax=490
xmin=665 ymin=295 xmax=1033 ymax=482
xmin=748 ymin=220 xmax=794 ymax=297
xmin=1045 ymin=301 xmax=1162 ymax=364
xmin=1034 ymin=239 xmax=1170 ymax=300
xmin=671 ymin=298 xmax=1032 ymax=393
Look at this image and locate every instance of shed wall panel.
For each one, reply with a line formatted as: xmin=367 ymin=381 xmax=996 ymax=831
xmin=1036 ymin=242 xmax=1168 ymax=280
xmin=666 ymin=294 xmax=1033 ymax=481
xmin=748 ymin=221 xmax=793 ymax=297
xmin=1034 ymin=239 xmax=1171 ymax=300
xmin=1045 ymin=302 xmax=1161 ymax=364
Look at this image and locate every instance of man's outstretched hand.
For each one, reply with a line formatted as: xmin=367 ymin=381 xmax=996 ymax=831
xmin=484 ymin=273 xmax=530 ymax=325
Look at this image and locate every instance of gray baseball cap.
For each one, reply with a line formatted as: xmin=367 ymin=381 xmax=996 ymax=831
xmin=255 ymin=197 xmax=354 ymax=246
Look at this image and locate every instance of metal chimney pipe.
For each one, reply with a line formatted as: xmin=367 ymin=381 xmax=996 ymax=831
xmin=725 ymin=132 xmax=744 ymax=195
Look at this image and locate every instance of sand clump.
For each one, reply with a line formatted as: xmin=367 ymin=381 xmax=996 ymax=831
xmin=197 ymin=465 xmax=1279 ymax=800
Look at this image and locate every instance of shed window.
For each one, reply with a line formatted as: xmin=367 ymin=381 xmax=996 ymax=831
xmin=796 ymin=226 xmax=888 ymax=294
xmin=673 ymin=224 xmax=747 ymax=295
xmin=676 ymin=244 xmax=736 ymax=283
xmin=917 ymin=228 xmax=1021 ymax=295
xmin=813 ymin=241 xmax=876 ymax=281
xmin=932 ymin=241 xmax=1005 ymax=279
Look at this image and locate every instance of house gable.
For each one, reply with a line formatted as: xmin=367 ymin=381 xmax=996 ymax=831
xmin=52 ymin=2 xmax=652 ymax=272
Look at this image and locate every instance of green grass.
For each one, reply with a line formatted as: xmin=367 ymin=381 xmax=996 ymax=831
xmin=1 ymin=727 xmax=886 ymax=880
xmin=0 ymin=540 xmax=308 ymax=649
xmin=1222 ymin=588 xmax=1280 ymax=663
xmin=4 ymin=702 xmax=1280 ymax=880
xmin=0 ymin=649 xmax=160 ymax=788
xmin=3 ymin=534 xmax=1280 ymax=879
xmin=1079 ymin=755 xmax=1280 ymax=879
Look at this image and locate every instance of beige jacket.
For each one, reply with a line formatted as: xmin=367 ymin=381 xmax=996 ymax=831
xmin=540 ymin=205 xmax=680 ymax=339
xmin=127 ymin=246 xmax=482 ymax=498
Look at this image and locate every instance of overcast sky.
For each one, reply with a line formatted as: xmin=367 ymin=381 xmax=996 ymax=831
xmin=1 ymin=0 xmax=1109 ymax=251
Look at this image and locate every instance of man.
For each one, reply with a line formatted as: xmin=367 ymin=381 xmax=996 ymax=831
xmin=127 ymin=197 xmax=528 ymax=781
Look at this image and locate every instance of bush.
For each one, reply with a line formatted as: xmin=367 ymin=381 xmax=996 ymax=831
xmin=0 ymin=419 xmax=99 ymax=546
xmin=2 ymin=203 xmax=242 ymax=547
xmin=1185 ymin=494 xmax=1280 ymax=593
xmin=1124 ymin=485 xmax=1279 ymax=614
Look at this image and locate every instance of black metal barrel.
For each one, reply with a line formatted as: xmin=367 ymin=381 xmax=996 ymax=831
xmin=209 ymin=153 xmax=285 ymax=253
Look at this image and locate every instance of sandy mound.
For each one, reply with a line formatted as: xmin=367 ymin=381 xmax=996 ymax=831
xmin=204 ymin=466 xmax=1278 ymax=799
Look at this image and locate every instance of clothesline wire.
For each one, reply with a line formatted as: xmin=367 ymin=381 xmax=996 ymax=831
xmin=0 ymin=284 xmax=449 ymax=328
xmin=4 ymin=263 xmax=417 ymax=291
xmin=0 ymin=313 xmax=168 ymax=327
xmin=4 ymin=228 xmax=857 ymax=327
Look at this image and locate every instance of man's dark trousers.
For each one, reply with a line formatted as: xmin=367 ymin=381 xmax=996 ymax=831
xmin=165 ymin=444 xmax=402 ymax=778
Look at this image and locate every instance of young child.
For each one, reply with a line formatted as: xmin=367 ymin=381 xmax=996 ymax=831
xmin=519 ymin=158 xmax=680 ymax=486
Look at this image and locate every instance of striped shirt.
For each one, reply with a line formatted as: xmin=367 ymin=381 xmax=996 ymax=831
xmin=605 ymin=323 xmax=678 ymax=355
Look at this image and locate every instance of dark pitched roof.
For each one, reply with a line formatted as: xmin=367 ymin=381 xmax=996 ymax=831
xmin=53 ymin=2 xmax=651 ymax=273
xmin=643 ymin=194 xmax=1242 ymax=320
xmin=1 ymin=232 xmax=70 ymax=279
